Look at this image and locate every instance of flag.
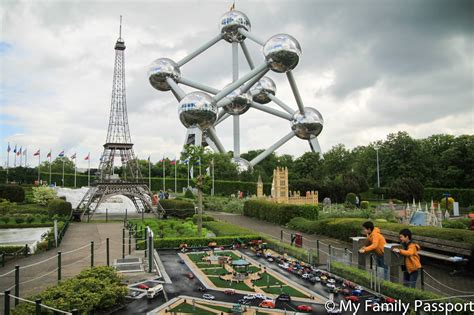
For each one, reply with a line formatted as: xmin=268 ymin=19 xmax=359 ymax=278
xmin=190 ymin=165 xmax=194 ymax=179
xmin=13 ymin=145 xmax=17 ymax=154
xmin=159 ymin=157 xmax=165 ymax=163
xmin=71 ymin=153 xmax=76 ymax=160
xmin=170 ymin=159 xmax=177 ymax=165
xmin=58 ymin=150 xmax=65 ymax=157
xmin=84 ymin=153 xmax=90 ymax=160
xmin=47 ymin=150 xmax=52 ymax=158
xmin=7 ymin=143 xmax=11 ymax=153
xmin=183 ymin=158 xmax=189 ymax=165
xmin=34 ymin=149 xmax=40 ymax=156
xmin=17 ymin=147 xmax=22 ymax=156
xmin=194 ymin=160 xmax=200 ymax=166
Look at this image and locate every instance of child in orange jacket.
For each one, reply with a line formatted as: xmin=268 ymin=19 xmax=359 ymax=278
xmin=393 ymin=228 xmax=421 ymax=288
xmin=359 ymin=221 xmax=388 ymax=280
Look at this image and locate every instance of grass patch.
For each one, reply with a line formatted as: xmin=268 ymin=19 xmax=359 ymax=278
xmin=201 ymin=268 xmax=229 ymax=276
xmin=169 ymin=303 xmax=214 ymax=314
xmin=262 ymin=285 xmax=307 ymax=298
xmin=203 ymin=221 xmax=253 ymax=236
xmin=130 ymin=218 xmax=207 ymax=238
xmin=208 ymin=276 xmax=253 ymax=292
xmin=187 ymin=253 xmax=207 ymax=263
xmin=196 ymin=303 xmax=232 ymax=313
xmin=252 ymin=272 xmax=283 ymax=287
xmin=214 ymin=251 xmax=240 ymax=260
xmin=247 ymin=266 xmax=262 ymax=273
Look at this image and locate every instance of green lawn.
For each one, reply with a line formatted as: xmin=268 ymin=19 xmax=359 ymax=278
xmin=129 ymin=218 xmax=207 ymax=238
xmin=202 ymin=268 xmax=229 ymax=276
xmin=169 ymin=303 xmax=214 ymax=314
xmin=196 ymin=303 xmax=232 ymax=313
xmin=214 ymin=251 xmax=240 ymax=260
xmin=188 ymin=253 xmax=207 ymax=263
xmin=252 ymin=272 xmax=283 ymax=287
xmin=247 ymin=266 xmax=262 ymax=273
xmin=208 ymin=276 xmax=254 ymax=292
xmin=262 ymin=285 xmax=307 ymax=298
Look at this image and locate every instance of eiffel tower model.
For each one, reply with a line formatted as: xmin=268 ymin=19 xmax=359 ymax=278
xmin=76 ymin=18 xmax=162 ymax=220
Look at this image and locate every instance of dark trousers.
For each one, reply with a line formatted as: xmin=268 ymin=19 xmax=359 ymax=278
xmin=403 ymin=270 xmax=419 ymax=288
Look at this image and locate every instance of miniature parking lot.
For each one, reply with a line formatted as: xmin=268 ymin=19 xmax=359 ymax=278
xmin=148 ymin=246 xmax=401 ymax=314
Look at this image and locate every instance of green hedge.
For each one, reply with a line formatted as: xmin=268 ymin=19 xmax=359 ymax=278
xmin=0 ymin=245 xmax=26 ymax=254
xmin=243 ymin=199 xmax=320 ymax=225
xmin=0 ymin=223 xmax=53 ymax=229
xmin=262 ymin=237 xmax=314 ymax=264
xmin=0 ymin=184 xmax=25 ymax=202
xmin=203 ymin=221 xmax=253 ymax=236
xmin=138 ymin=234 xmax=260 ymax=249
xmin=161 ymin=199 xmax=195 ymax=219
xmin=287 ymin=217 xmax=474 ymax=253
xmin=48 ymin=199 xmax=72 ymax=217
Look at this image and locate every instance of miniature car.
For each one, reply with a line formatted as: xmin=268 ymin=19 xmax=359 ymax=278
xmin=187 ymin=273 xmax=194 ymax=279
xmin=196 ymin=286 xmax=207 ymax=292
xmin=278 ymin=263 xmax=289 ymax=269
xmin=137 ymin=283 xmax=149 ymax=290
xmin=259 ymin=300 xmax=276 ymax=309
xmin=267 ymin=257 xmax=274 ymax=262
xmin=384 ymin=297 xmax=396 ymax=303
xmin=297 ymin=305 xmax=312 ymax=312
xmin=202 ymin=294 xmax=215 ymax=300
xmin=224 ymin=289 xmax=235 ymax=295
xmin=330 ymin=286 xmax=343 ymax=294
xmin=327 ymin=283 xmax=336 ymax=289
xmin=178 ymin=259 xmax=185 ymax=264
xmin=327 ymin=278 xmax=336 ymax=284
xmin=351 ymin=289 xmax=363 ymax=296
xmin=243 ymin=294 xmax=256 ymax=300
xmin=344 ymin=295 xmax=360 ymax=302
xmin=320 ymin=275 xmax=328 ymax=281
xmin=277 ymin=294 xmax=291 ymax=302
xmin=254 ymin=293 xmax=267 ymax=299
xmin=302 ymin=273 xmax=311 ymax=279
xmin=309 ymin=276 xmax=320 ymax=283
xmin=342 ymin=288 xmax=351 ymax=295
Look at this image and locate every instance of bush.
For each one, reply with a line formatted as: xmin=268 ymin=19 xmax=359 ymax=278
xmin=0 ymin=216 xmax=10 ymax=224
xmin=184 ymin=188 xmax=195 ymax=199
xmin=203 ymin=221 xmax=253 ymax=236
xmin=360 ymin=201 xmax=369 ymax=209
xmin=15 ymin=217 xmax=25 ymax=224
xmin=48 ymin=199 xmax=72 ymax=217
xmin=25 ymin=216 xmax=35 ymax=224
xmin=345 ymin=192 xmax=357 ymax=206
xmin=440 ymin=197 xmax=455 ymax=212
xmin=0 ymin=245 xmax=25 ymax=254
xmin=442 ymin=219 xmax=469 ymax=230
xmin=192 ymin=214 xmax=215 ymax=224
xmin=0 ymin=184 xmax=25 ymax=202
xmin=161 ymin=199 xmax=195 ymax=219
xmin=243 ymin=199 xmax=319 ymax=225
xmin=11 ymin=266 xmax=127 ymax=314
xmin=32 ymin=186 xmax=57 ymax=206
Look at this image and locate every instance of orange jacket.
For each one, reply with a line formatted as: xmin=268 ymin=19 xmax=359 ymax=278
xmin=399 ymin=242 xmax=421 ymax=274
xmin=364 ymin=227 xmax=386 ymax=256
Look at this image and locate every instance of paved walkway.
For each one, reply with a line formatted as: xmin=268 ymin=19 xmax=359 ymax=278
xmin=0 ymin=222 xmax=137 ymax=306
xmin=207 ymin=212 xmax=474 ymax=296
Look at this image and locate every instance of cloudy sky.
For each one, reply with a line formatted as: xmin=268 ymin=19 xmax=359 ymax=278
xmin=0 ymin=0 xmax=472 ymax=168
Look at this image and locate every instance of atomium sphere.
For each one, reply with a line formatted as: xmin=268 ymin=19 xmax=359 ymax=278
xmin=178 ymin=92 xmax=217 ymax=130
xmin=291 ymin=107 xmax=324 ymax=140
xmin=263 ymin=34 xmax=302 ymax=73
xmin=148 ymin=58 xmax=181 ymax=91
xmin=223 ymin=86 xmax=252 ymax=115
xmin=250 ymin=76 xmax=276 ymax=104
xmin=231 ymin=157 xmax=252 ymax=173
xmin=219 ymin=10 xmax=251 ymax=43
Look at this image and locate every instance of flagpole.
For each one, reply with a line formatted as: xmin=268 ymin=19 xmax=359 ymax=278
xmin=62 ymin=157 xmax=65 ymax=187
xmin=174 ymin=159 xmax=177 ymax=194
xmin=49 ymin=149 xmax=52 ymax=184
xmin=14 ymin=146 xmax=17 ymax=167
xmin=37 ymin=152 xmax=41 ymax=182
xmin=19 ymin=148 xmax=22 ymax=166
xmin=212 ymin=158 xmax=215 ymax=196
xmin=74 ymin=156 xmax=77 ymax=188
xmin=6 ymin=143 xmax=10 ymax=183
xmin=163 ymin=158 xmax=166 ymax=191
xmin=148 ymin=157 xmax=151 ymax=190
xmin=24 ymin=148 xmax=27 ymax=167
xmin=187 ymin=160 xmax=190 ymax=188
xmin=87 ymin=153 xmax=90 ymax=186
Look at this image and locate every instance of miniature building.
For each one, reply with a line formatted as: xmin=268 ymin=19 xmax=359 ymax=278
xmin=257 ymin=167 xmax=318 ymax=205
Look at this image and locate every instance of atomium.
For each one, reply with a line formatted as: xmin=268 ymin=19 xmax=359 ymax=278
xmin=148 ymin=8 xmax=324 ymax=170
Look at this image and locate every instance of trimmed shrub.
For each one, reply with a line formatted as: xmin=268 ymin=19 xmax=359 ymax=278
xmin=0 ymin=245 xmax=25 ymax=254
xmin=440 ymin=197 xmax=455 ymax=212
xmin=184 ymin=189 xmax=195 ymax=199
xmin=15 ymin=217 xmax=25 ymax=224
xmin=25 ymin=216 xmax=35 ymax=224
xmin=360 ymin=201 xmax=369 ymax=209
xmin=32 ymin=186 xmax=57 ymax=206
xmin=345 ymin=192 xmax=357 ymax=206
xmin=161 ymin=199 xmax=195 ymax=219
xmin=243 ymin=199 xmax=319 ymax=225
xmin=192 ymin=214 xmax=215 ymax=224
xmin=0 ymin=216 xmax=10 ymax=224
xmin=442 ymin=219 xmax=469 ymax=230
xmin=263 ymin=237 xmax=313 ymax=263
xmin=0 ymin=184 xmax=25 ymax=202
xmin=48 ymin=199 xmax=72 ymax=217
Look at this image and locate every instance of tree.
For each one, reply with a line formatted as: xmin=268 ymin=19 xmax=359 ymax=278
xmin=322 ymin=144 xmax=353 ymax=179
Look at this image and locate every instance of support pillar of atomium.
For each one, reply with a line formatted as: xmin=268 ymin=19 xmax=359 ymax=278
xmin=147 ymin=9 xmax=325 ymax=169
